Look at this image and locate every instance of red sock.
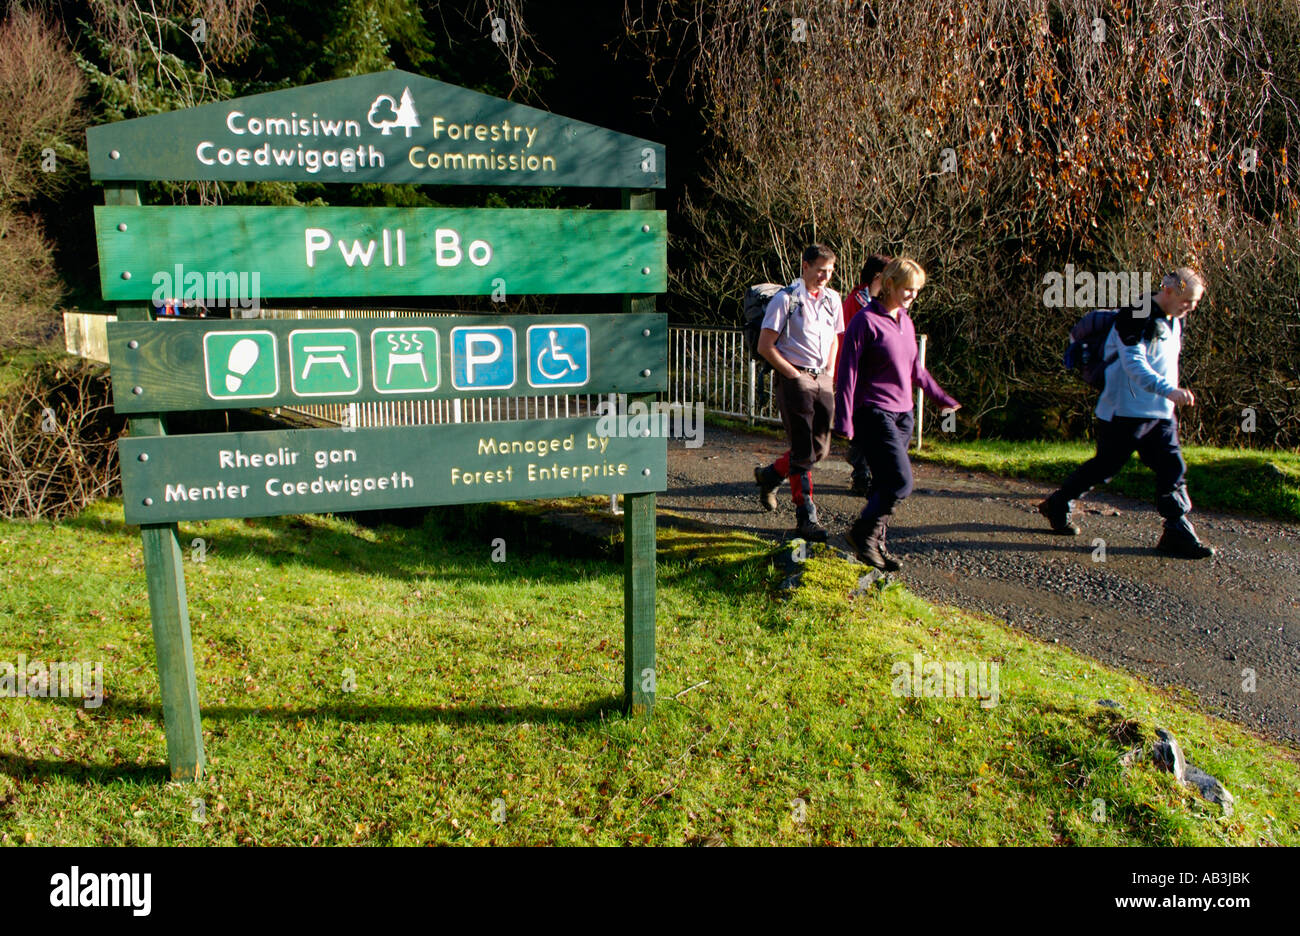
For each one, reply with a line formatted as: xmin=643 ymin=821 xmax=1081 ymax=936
xmin=789 ymin=471 xmax=809 ymax=506
xmin=774 ymin=452 xmax=791 ymax=478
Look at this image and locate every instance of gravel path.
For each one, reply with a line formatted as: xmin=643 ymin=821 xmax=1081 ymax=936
xmin=660 ymin=426 xmax=1300 ymax=744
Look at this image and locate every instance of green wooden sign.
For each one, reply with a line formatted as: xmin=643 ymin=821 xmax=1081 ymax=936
xmin=119 ymin=418 xmax=665 ymax=525
xmin=95 ymin=206 xmax=667 ymax=301
xmin=87 ymin=70 xmax=665 ymax=189
xmin=91 ymin=70 xmax=665 ymax=783
xmin=108 ymin=313 xmax=667 ymax=413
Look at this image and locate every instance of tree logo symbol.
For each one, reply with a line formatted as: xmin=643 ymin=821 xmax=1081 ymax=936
xmin=367 ymin=87 xmax=421 ymax=137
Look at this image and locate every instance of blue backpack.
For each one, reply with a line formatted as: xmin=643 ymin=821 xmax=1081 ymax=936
xmin=1064 ymin=308 xmax=1119 ymax=389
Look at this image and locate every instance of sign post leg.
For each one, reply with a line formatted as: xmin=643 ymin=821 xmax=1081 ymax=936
xmin=105 ymin=182 xmax=204 ymax=780
xmin=622 ymin=186 xmax=658 ymax=715
xmin=140 ymin=522 xmax=206 ymax=780
xmin=623 ymin=488 xmax=656 ymax=714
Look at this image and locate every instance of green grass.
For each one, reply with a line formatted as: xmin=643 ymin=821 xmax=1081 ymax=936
xmin=913 ymin=438 xmax=1300 ymax=523
xmin=0 ymin=347 xmax=65 ymax=393
xmin=1 ymin=499 xmax=1297 ymax=846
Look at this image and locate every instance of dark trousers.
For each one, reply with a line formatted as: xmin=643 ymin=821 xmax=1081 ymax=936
xmin=774 ymin=370 xmax=834 ymax=473
xmin=1053 ymin=416 xmax=1193 ymax=532
xmin=770 ymin=370 xmax=834 ymax=507
xmin=853 ymin=406 xmax=915 ymax=521
xmin=847 ymin=435 xmax=871 ymax=484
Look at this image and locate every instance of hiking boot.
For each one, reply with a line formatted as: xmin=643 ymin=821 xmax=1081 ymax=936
xmin=1037 ymin=496 xmax=1079 ymax=535
xmin=1156 ymin=530 xmax=1216 ymax=559
xmin=754 ymin=465 xmax=779 ymax=512
xmin=795 ymin=502 xmax=829 ymax=543
xmin=877 ymin=516 xmax=904 ymax=571
xmin=845 ymin=517 xmax=899 ymax=571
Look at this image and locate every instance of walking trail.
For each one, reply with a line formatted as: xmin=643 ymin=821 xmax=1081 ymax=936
xmin=658 ymin=426 xmax=1300 ymax=745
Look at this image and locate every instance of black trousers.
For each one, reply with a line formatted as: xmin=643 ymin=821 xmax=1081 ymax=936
xmin=1054 ymin=416 xmax=1193 ymax=532
xmin=853 ymin=406 xmax=915 ymax=521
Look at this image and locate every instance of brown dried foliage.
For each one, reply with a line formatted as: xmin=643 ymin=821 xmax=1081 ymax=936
xmin=87 ymin=0 xmax=261 ymax=103
xmin=624 ymin=0 xmax=1300 ymax=444
xmin=0 ymin=5 xmax=86 ymax=204
xmin=0 ymin=358 xmax=124 ymax=520
xmin=0 ymin=6 xmax=87 ymax=348
xmin=0 ymin=208 xmax=64 ymax=349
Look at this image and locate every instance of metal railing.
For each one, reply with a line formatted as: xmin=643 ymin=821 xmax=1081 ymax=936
xmin=670 ymin=325 xmax=780 ymax=425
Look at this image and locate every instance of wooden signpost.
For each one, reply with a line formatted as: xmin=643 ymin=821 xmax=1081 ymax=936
xmin=90 ymin=70 xmax=666 ymax=781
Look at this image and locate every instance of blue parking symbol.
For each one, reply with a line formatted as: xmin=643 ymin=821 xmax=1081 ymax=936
xmin=451 ymin=326 xmax=516 ymax=390
xmin=527 ymin=324 xmax=590 ymax=389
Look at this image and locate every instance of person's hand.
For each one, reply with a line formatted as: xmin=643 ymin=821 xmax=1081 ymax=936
xmin=1170 ymin=388 xmax=1196 ymax=406
xmin=940 ymin=404 xmax=962 ymax=414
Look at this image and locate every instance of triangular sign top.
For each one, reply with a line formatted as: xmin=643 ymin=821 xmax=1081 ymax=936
xmin=88 ymin=70 xmax=665 ymax=189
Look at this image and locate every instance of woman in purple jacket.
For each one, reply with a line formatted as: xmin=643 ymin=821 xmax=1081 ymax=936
xmin=835 ymin=258 xmax=960 ymax=570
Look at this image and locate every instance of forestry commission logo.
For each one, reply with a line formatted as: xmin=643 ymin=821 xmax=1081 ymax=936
xmin=367 ymin=88 xmax=420 ymax=137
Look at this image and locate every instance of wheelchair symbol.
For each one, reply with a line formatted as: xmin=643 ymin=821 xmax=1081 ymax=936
xmin=536 ymin=330 xmax=578 ymax=380
xmin=527 ymin=324 xmax=588 ymax=388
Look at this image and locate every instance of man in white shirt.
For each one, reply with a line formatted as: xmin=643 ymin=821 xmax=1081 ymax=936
xmin=753 ymin=244 xmax=845 ymax=541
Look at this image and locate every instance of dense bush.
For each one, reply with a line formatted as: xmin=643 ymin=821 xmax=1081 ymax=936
xmin=0 ymin=357 xmax=123 ymax=520
xmin=623 ymin=0 xmax=1300 ymax=446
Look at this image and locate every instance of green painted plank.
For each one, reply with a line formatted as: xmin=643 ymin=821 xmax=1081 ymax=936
xmin=623 ymin=488 xmax=657 ymax=715
xmin=622 ymin=189 xmax=656 ymax=716
xmin=95 ymin=206 xmax=666 ymax=300
xmin=119 ymin=418 xmax=667 ymax=525
xmin=107 ymin=313 xmax=667 ymax=413
xmin=106 ymin=183 xmax=206 ymax=781
xmin=141 ymin=523 xmax=206 ymax=781
xmin=87 ymin=70 xmax=665 ymax=188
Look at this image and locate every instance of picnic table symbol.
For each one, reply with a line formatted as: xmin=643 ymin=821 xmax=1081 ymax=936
xmin=288 ymin=328 xmax=362 ymax=397
xmin=299 ymin=344 xmax=353 ymax=380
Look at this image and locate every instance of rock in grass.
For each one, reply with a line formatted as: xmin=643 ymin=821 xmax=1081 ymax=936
xmin=1151 ymin=728 xmax=1187 ymax=782
xmin=850 ymin=568 xmax=889 ymax=596
xmin=1185 ymin=765 xmax=1236 ymax=818
xmin=1147 ymin=728 xmax=1234 ymax=815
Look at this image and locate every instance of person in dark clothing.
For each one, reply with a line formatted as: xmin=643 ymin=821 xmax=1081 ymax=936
xmin=839 ymin=254 xmax=891 ymax=496
xmin=1038 ymin=268 xmax=1214 ymax=559
xmin=835 ymin=258 xmax=960 ymax=570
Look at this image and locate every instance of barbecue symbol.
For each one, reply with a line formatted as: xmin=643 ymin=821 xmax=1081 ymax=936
xmin=385 ymin=332 xmax=428 ymax=382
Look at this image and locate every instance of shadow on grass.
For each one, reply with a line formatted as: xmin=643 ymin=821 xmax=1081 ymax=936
xmin=0 ymin=695 xmax=626 ymax=785
xmin=91 ymin=692 xmax=624 ymax=728
xmin=60 ymin=505 xmax=627 ymax=586
xmin=0 ymin=752 xmax=170 ymax=785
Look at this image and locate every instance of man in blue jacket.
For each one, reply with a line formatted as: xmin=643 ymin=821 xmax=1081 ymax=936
xmin=1038 ymin=268 xmax=1214 ymax=558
